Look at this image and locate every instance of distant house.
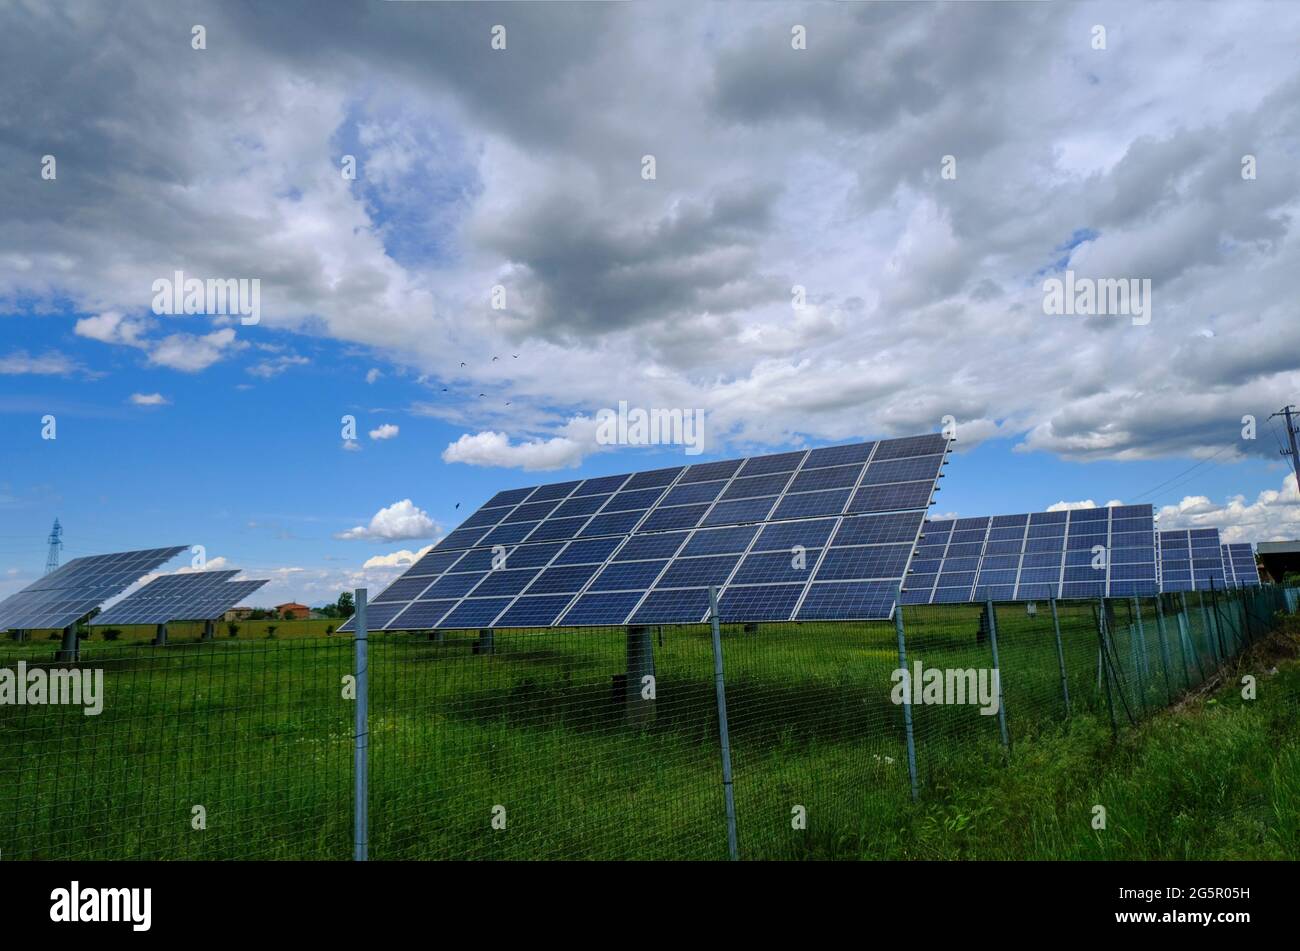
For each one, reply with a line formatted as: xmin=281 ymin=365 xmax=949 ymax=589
xmin=276 ymin=602 xmax=311 ymax=620
xmin=223 ymin=607 xmax=255 ymax=622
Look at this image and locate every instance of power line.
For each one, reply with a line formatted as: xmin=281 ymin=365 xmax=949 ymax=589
xmin=1129 ymin=445 xmax=1234 ymax=503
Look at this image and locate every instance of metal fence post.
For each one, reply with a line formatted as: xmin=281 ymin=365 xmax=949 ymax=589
xmin=354 ymin=587 xmax=369 ymax=862
xmin=893 ymin=585 xmax=920 ymax=802
xmin=707 ymin=587 xmax=739 ymax=861
xmin=1153 ymin=596 xmax=1175 ymax=703
xmin=985 ymin=599 xmax=1010 ymax=755
xmin=1096 ymin=598 xmax=1118 ymax=737
xmin=1178 ymin=592 xmax=1205 ymax=684
xmin=1049 ymin=598 xmax=1070 ymax=717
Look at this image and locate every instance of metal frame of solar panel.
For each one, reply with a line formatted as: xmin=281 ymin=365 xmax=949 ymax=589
xmin=91 ymin=571 xmax=269 ymax=626
xmin=902 ymin=504 xmax=1158 ymax=604
xmin=341 ymin=433 xmax=951 ymax=631
xmin=1220 ymin=543 xmax=1260 ymax=588
xmin=0 ymin=547 xmax=188 ymax=631
xmin=1157 ymin=528 xmax=1225 ymax=592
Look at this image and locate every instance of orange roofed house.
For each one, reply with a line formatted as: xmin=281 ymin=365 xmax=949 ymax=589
xmin=276 ymin=602 xmax=311 ymax=620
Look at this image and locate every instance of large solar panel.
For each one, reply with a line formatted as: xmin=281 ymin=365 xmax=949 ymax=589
xmin=1220 ymin=543 xmax=1260 ymax=587
xmin=0 ymin=547 xmax=188 ymax=631
xmin=341 ymin=433 xmax=952 ymax=630
xmin=1157 ymin=528 xmax=1225 ymax=592
xmin=90 ymin=571 xmax=269 ymax=626
xmin=901 ymin=505 xmax=1158 ymax=604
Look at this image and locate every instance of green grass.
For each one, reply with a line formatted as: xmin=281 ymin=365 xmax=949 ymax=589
xmin=0 ymin=591 xmax=1293 ymax=859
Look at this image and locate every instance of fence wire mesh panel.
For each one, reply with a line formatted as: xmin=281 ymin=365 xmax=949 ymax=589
xmin=0 ymin=584 xmax=1292 ymax=860
xmin=0 ymin=637 xmax=353 ymax=860
xmin=717 ymin=621 xmax=910 ymax=859
xmin=366 ymin=625 xmax=728 ymax=860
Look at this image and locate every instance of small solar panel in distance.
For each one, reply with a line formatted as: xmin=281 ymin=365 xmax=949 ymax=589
xmin=91 ymin=572 xmax=270 ymax=626
xmin=1159 ymin=528 xmax=1225 ymax=592
xmin=0 ymin=547 xmax=188 ymax=631
xmin=905 ymin=505 xmax=1159 ymax=603
xmin=1221 ymin=542 xmax=1260 ymax=587
xmin=342 ymin=432 xmax=952 ymax=630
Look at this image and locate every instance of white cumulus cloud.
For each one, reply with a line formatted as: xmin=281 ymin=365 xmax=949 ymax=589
xmin=369 ymin=423 xmax=400 ymax=441
xmin=442 ymin=430 xmax=589 ymax=471
xmin=335 ymin=499 xmax=439 ymax=542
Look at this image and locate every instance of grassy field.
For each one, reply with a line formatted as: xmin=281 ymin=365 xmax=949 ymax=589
xmin=5 ymin=616 xmax=342 ymax=648
xmin=0 ymin=591 xmax=1292 ymax=860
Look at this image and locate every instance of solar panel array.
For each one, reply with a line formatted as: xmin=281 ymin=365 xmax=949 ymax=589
xmin=901 ymin=504 xmax=1158 ymax=604
xmin=1220 ymin=543 xmax=1260 ymax=587
xmin=341 ymin=433 xmax=951 ymax=631
xmin=0 ymin=547 xmax=188 ymax=631
xmin=91 ymin=570 xmax=269 ymax=626
xmin=1157 ymin=529 xmax=1225 ymax=592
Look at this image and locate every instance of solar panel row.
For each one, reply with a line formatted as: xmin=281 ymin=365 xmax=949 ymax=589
xmin=1158 ymin=529 xmax=1225 ymax=592
xmin=0 ymin=547 xmax=188 ymax=631
xmin=341 ymin=434 xmax=951 ymax=631
xmin=902 ymin=505 xmax=1158 ymax=604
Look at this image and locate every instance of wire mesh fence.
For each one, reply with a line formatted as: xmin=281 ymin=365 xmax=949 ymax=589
xmin=0 ymin=584 xmax=1292 ymax=860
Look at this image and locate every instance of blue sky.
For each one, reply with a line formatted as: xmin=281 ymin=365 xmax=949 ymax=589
xmin=3 ymin=1 xmax=1300 ymax=604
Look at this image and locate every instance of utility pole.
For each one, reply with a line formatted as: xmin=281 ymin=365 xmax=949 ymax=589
xmin=44 ymin=517 xmax=63 ymax=575
xmin=1270 ymin=406 xmax=1300 ymax=491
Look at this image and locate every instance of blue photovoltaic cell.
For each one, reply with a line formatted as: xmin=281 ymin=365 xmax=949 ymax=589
xmin=525 ymin=564 xmax=600 ymax=594
xmin=797 ymin=581 xmax=896 ymax=619
xmin=731 ymin=550 xmax=819 ymax=585
xmin=770 ymin=489 xmax=851 ymax=520
xmin=439 ymin=598 xmax=514 ymax=628
xmin=513 ymin=518 xmax=581 ymax=545
xmin=528 ymin=480 xmax=582 ymax=502
xmin=615 ymin=532 xmax=690 ymax=561
xmin=657 ymin=555 xmax=740 ymax=589
xmin=723 ymin=472 xmax=794 ymax=500
xmin=504 ymin=500 xmax=560 ymax=523
xmin=468 ymin=568 xmax=540 ymax=597
xmin=495 ymin=595 xmax=574 ymax=627
xmin=788 ymin=465 xmax=863 ymax=492
xmin=737 ymin=451 xmax=805 ymax=476
xmin=350 ymin=433 xmax=950 ymax=628
xmin=630 ymin=588 xmax=711 ymax=624
xmin=589 ymin=560 xmax=669 ymax=591
xmin=636 ymin=504 xmax=708 ymax=532
xmin=390 ymin=600 xmax=456 ymax=629
xmin=560 ymin=591 xmax=646 ymax=625
xmin=681 ymin=526 xmax=759 ymax=556
xmin=846 ymin=481 xmax=935 ymax=514
xmin=554 ymin=537 xmax=622 ymax=565
xmin=751 ymin=519 xmax=837 ymax=551
xmin=677 ymin=459 xmax=743 ymax=483
xmin=702 ymin=497 xmax=777 ymax=526
xmin=626 ymin=467 xmax=685 ymax=489
xmin=718 ymin=584 xmax=804 ymax=621
xmin=552 ymin=495 xmax=608 ymax=518
xmin=661 ymin=481 xmax=726 ymax=506
xmin=803 ymin=442 xmax=875 ymax=468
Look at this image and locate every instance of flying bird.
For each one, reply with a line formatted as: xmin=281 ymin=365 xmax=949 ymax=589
xmin=492 ymin=356 xmax=499 ymax=362
xmin=460 ymin=361 xmax=466 ymax=367
xmin=512 ymin=354 xmax=519 ymax=359
xmin=455 ymin=503 xmax=460 ymax=509
xmin=479 ymin=393 xmax=486 ymax=398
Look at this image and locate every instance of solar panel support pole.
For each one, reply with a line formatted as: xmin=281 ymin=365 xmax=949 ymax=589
xmin=984 ymin=599 xmax=1010 ymax=755
xmin=154 ymin=624 xmax=167 ymax=647
xmin=59 ymin=624 xmax=78 ymax=662
xmin=893 ymin=585 xmax=920 ymax=803
xmin=354 ymin=588 xmax=369 ymax=862
xmin=475 ymin=628 xmax=494 ymax=655
xmin=707 ymin=587 xmax=739 ymax=860
xmin=1049 ymin=598 xmax=1070 ymax=717
xmin=624 ymin=625 xmax=656 ymax=726
xmin=203 ymin=619 xmax=215 ymax=642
